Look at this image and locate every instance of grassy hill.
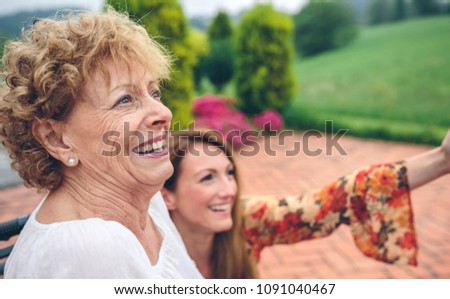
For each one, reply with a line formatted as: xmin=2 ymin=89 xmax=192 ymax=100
xmin=283 ymin=16 xmax=450 ymax=145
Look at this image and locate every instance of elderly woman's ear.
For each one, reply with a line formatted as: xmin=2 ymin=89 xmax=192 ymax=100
xmin=31 ymin=118 xmax=78 ymax=167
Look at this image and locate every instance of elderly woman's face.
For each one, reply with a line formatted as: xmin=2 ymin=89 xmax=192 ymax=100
xmin=62 ymin=60 xmax=173 ymax=189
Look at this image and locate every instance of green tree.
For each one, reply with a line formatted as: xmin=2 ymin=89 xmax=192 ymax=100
xmin=235 ymin=5 xmax=295 ymax=115
xmin=413 ymin=0 xmax=439 ymax=15
xmin=188 ymin=29 xmax=209 ymax=91
xmin=368 ymin=0 xmax=393 ymax=24
xmin=107 ymin=0 xmax=195 ymax=127
xmin=204 ymin=40 xmax=234 ymax=93
xmin=205 ymin=11 xmax=234 ymax=92
xmin=393 ymin=0 xmax=407 ymax=20
xmin=208 ymin=11 xmax=233 ymax=40
xmin=293 ymin=0 xmax=358 ymax=57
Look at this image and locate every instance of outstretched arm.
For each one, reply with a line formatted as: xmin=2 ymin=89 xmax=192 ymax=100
xmin=407 ymin=130 xmax=450 ymax=189
xmin=242 ymin=162 xmax=416 ymax=264
xmin=242 ymin=130 xmax=450 ymax=264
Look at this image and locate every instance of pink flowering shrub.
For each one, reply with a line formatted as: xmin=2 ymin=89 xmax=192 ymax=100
xmin=192 ymin=95 xmax=284 ymax=149
xmin=252 ymin=109 xmax=284 ymax=132
xmin=192 ymin=95 xmax=254 ymax=149
xmin=192 ymin=95 xmax=231 ymax=118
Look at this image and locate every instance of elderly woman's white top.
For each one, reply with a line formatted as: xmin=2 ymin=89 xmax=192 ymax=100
xmin=5 ymin=192 xmax=203 ymax=278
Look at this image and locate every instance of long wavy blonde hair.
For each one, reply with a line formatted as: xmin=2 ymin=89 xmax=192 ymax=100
xmin=164 ymin=129 xmax=258 ymax=278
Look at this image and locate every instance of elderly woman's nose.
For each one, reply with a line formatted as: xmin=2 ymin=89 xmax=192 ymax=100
xmin=143 ymin=101 xmax=172 ymax=128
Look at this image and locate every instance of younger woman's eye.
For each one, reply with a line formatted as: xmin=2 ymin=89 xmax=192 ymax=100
xmin=113 ymin=95 xmax=133 ymax=107
xmin=227 ymin=169 xmax=236 ymax=177
xmin=200 ymin=174 xmax=213 ymax=182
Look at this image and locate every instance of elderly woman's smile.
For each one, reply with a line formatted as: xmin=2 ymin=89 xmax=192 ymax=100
xmin=132 ymin=132 xmax=169 ymax=157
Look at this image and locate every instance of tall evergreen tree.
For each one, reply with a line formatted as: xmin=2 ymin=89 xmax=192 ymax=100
xmin=208 ymin=11 xmax=233 ymax=40
xmin=413 ymin=0 xmax=439 ymax=15
xmin=204 ymin=40 xmax=234 ymax=93
xmin=294 ymin=0 xmax=358 ymax=55
xmin=235 ymin=5 xmax=295 ymax=115
xmin=205 ymin=11 xmax=234 ymax=92
xmin=393 ymin=0 xmax=407 ymax=20
xmin=189 ymin=29 xmax=209 ymax=91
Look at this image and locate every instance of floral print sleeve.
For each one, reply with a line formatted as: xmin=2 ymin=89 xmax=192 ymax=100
xmin=241 ymin=161 xmax=417 ymax=266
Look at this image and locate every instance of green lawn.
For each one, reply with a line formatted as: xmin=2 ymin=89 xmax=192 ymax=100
xmin=283 ymin=16 xmax=450 ymax=145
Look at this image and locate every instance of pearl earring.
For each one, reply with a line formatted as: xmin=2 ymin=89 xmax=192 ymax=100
xmin=67 ymin=157 xmax=78 ymax=167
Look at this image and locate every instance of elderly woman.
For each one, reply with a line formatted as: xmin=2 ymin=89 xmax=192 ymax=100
xmin=162 ymin=129 xmax=450 ymax=278
xmin=0 ymin=9 xmax=201 ymax=278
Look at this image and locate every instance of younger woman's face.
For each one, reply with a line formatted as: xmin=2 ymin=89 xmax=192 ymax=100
xmin=165 ymin=142 xmax=237 ymax=235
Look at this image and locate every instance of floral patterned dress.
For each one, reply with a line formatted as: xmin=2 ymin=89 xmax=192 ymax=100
xmin=241 ymin=161 xmax=417 ymax=265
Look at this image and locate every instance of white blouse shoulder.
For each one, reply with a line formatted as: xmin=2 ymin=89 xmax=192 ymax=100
xmin=5 ymin=192 xmax=202 ymax=279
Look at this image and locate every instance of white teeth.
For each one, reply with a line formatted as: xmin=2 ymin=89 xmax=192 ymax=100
xmin=133 ymin=135 xmax=167 ymax=154
xmin=209 ymin=204 xmax=231 ymax=212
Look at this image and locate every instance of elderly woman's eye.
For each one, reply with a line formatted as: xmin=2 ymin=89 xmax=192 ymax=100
xmin=150 ymin=89 xmax=161 ymax=100
xmin=113 ymin=95 xmax=132 ymax=107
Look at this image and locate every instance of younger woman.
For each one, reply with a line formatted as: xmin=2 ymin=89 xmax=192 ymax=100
xmin=162 ymin=129 xmax=450 ymax=278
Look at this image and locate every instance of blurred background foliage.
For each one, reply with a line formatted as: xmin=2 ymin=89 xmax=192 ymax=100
xmin=204 ymin=11 xmax=235 ymax=93
xmin=293 ymin=0 xmax=359 ymax=57
xmin=0 ymin=0 xmax=449 ymax=144
xmin=234 ymin=4 xmax=295 ymax=116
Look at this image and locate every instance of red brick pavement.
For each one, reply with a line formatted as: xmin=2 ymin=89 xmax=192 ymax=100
xmin=1 ymin=132 xmax=449 ymax=278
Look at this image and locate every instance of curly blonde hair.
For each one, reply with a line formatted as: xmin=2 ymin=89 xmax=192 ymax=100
xmin=0 ymin=8 xmax=171 ymax=190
